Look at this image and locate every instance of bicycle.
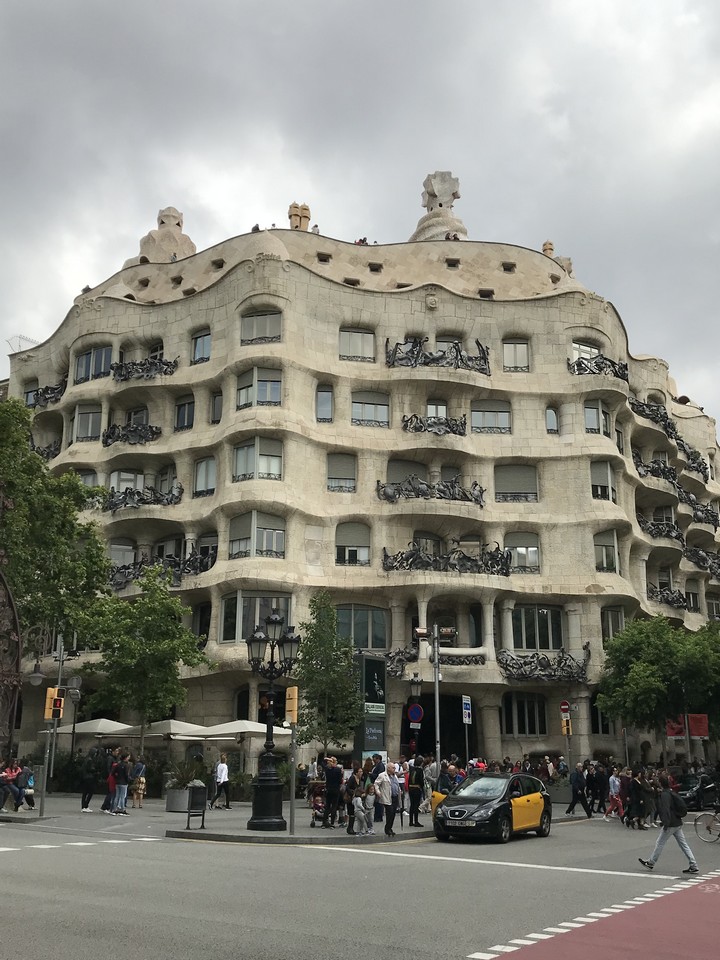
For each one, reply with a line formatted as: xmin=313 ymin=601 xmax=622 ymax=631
xmin=694 ymin=804 xmax=720 ymax=843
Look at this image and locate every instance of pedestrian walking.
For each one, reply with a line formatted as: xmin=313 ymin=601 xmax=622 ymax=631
xmin=605 ymin=766 xmax=624 ymax=821
xmin=639 ymin=775 xmax=699 ymax=873
xmin=375 ymin=761 xmax=400 ymax=837
xmin=408 ymin=755 xmax=425 ymax=827
xmin=565 ymin=762 xmax=592 ymax=818
xmin=130 ymin=755 xmax=147 ymax=809
xmin=627 ymin=769 xmax=648 ymax=829
xmin=210 ymin=753 xmax=231 ymax=809
xmin=111 ymin=753 xmax=131 ymax=815
xmin=322 ymin=756 xmax=343 ymax=828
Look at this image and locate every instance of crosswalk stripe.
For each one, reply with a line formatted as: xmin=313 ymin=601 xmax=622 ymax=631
xmin=467 ymin=953 xmax=501 ymax=959
xmin=509 ymin=939 xmax=537 ymax=946
xmin=0 ymin=847 xmax=20 ymax=852
xmin=525 ymin=934 xmax=554 ymax=940
xmin=64 ymin=842 xmax=96 ymax=846
xmin=98 ymin=839 xmax=132 ymax=843
xmin=27 ymin=844 xmax=60 ymax=849
xmin=558 ymin=922 xmax=584 ymax=928
xmin=543 ymin=927 xmax=571 ymax=934
xmin=488 ymin=947 xmax=518 ymax=954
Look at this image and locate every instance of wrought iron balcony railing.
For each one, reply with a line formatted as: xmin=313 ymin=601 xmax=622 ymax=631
xmin=497 ymin=643 xmax=591 ymax=683
xmin=101 ymin=423 xmax=162 ymax=447
xmin=102 ymin=483 xmax=183 ymax=514
xmin=110 ymin=547 xmax=217 ymax=591
xmin=632 ymin=451 xmax=678 ymax=484
xmin=376 ymin=474 xmax=484 ymax=506
xmin=636 ymin=513 xmax=685 ymax=546
xmin=567 ymin=355 xmax=629 ymax=381
xmin=647 ymin=583 xmax=688 ymax=609
xmin=385 ymin=336 xmax=490 ymax=375
xmin=382 ymin=540 xmax=511 ymax=576
xmin=110 ymin=356 xmax=179 ymax=381
xmin=28 ymin=376 xmax=68 ymax=408
xmin=29 ymin=436 xmax=61 ymax=461
xmin=402 ymin=413 xmax=466 ymax=436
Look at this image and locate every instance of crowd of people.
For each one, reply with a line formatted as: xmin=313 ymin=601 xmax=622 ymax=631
xmin=78 ymin=746 xmax=147 ymax=815
xmin=0 ymin=758 xmax=35 ymax=812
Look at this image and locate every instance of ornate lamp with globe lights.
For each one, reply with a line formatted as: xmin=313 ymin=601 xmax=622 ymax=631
xmin=246 ymin=610 xmax=301 ymax=831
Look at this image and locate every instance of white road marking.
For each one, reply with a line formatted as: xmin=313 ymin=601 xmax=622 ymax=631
xmin=610 ymin=904 xmax=636 ymax=909
xmin=588 ymin=911 xmax=614 ymax=917
xmin=0 ymin=847 xmax=20 ymax=852
xmin=597 ymin=908 xmax=625 ymax=913
xmin=488 ymin=948 xmax=518 ymax=954
xmin=543 ymin=927 xmax=571 ymax=934
xmin=132 ymin=837 xmax=160 ymax=841
xmin=467 ymin=953 xmax=501 ymax=960
xmin=558 ymin=922 xmax=584 ymax=928
xmin=98 ymin=839 xmax=132 ymax=843
xmin=525 ymin=933 xmax=554 ymax=940
xmin=311 ymin=846 xmax=677 ymax=878
xmin=509 ymin=939 xmax=537 ymax=946
xmin=572 ymin=917 xmax=599 ymax=922
xmin=27 ymin=844 xmax=60 ymax=849
xmin=64 ymin=842 xmax=96 ymax=846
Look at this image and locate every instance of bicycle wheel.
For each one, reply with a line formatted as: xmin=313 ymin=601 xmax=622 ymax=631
xmin=694 ymin=812 xmax=720 ymax=843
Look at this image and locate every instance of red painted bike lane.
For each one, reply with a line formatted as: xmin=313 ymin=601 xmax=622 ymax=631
xmin=469 ymin=875 xmax=720 ymax=960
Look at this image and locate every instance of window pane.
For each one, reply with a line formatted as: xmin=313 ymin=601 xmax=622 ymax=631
xmin=222 ymin=596 xmax=238 ymax=642
xmin=317 ymin=387 xmax=333 ymax=421
xmin=371 ymin=609 xmax=387 ymax=648
xmin=354 ymin=608 xmax=369 ymax=648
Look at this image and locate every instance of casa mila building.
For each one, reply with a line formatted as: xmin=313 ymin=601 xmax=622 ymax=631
xmin=10 ymin=172 xmax=720 ymax=766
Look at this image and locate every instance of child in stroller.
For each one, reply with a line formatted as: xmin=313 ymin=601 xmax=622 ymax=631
xmin=310 ymin=784 xmax=325 ymax=827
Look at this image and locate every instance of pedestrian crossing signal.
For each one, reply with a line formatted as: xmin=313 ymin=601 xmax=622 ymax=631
xmin=561 ymin=717 xmax=572 ymax=736
xmin=285 ymin=686 xmax=299 ymax=724
xmin=44 ymin=686 xmax=65 ymax=721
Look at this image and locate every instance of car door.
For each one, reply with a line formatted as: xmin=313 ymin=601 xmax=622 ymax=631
xmin=519 ymin=776 xmax=544 ymax=829
xmin=508 ymin=777 xmax=532 ymax=831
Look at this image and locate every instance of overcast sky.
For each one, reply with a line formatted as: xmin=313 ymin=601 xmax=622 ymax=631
xmin=1 ymin=1 xmax=719 ymax=424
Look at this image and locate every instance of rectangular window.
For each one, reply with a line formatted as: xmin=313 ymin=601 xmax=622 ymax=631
xmin=229 ymin=514 xmax=252 ymax=559
xmin=255 ymin=513 xmax=286 ymax=558
xmin=658 ymin=567 xmax=673 ymax=590
xmin=707 ymin=597 xmax=720 ymax=620
xmin=211 ymin=392 xmax=223 ymax=424
xmin=126 ymin=408 xmax=149 ymax=427
xmin=351 ymin=400 xmax=389 ymax=427
xmin=221 ymin=595 xmax=238 ymax=642
xmin=157 ymin=466 xmax=177 ymax=494
xmin=110 ymin=470 xmax=144 ymax=491
xmin=92 ymin=346 xmax=112 ymax=379
xmin=234 ymin=442 xmax=255 ymax=481
xmin=585 ymin=400 xmax=611 ymax=437
xmin=175 ymin=398 xmax=195 ymax=431
xmin=241 ymin=595 xmax=290 ymax=642
xmin=327 ymin=453 xmax=357 ymax=492
xmin=192 ymin=331 xmax=211 ymax=364
xmin=194 ymin=458 xmax=216 ymax=497
xmin=258 ymin=438 xmax=283 ymax=480
xmin=427 ymin=401 xmax=447 ymax=418
xmin=337 ymin=605 xmax=388 ymax=649
xmin=256 ymin=368 xmax=282 ymax=405
xmin=241 ymin=313 xmax=282 ymax=344
xmin=573 ymin=341 xmax=600 ymax=361
xmin=595 ymin=531 xmax=618 ymax=572
xmin=503 ymin=341 xmax=529 ymax=372
xmin=615 ymin=428 xmax=624 ymax=454
xmin=316 ymin=387 xmax=333 ymax=422
xmin=512 ymin=607 xmax=562 ymax=651
xmin=75 ymin=407 xmax=102 ymax=441
xmin=23 ymin=384 xmax=38 ymax=406
xmin=237 ymin=370 xmax=253 ymax=409
xmin=591 ymin=462 xmax=616 ymax=502
xmin=340 ymin=329 xmax=375 ymax=361
xmin=472 ymin=401 xmax=512 ymax=434
xmin=336 ymin=545 xmax=370 ymax=566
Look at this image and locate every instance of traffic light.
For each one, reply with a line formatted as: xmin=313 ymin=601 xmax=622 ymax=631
xmin=285 ymin=686 xmax=299 ymax=724
xmin=561 ymin=717 xmax=572 ymax=736
xmin=44 ymin=686 xmax=65 ymax=721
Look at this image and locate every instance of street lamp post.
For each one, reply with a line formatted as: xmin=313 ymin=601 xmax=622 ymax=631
xmin=246 ymin=611 xmax=301 ymax=831
xmin=412 ymin=623 xmax=456 ymax=768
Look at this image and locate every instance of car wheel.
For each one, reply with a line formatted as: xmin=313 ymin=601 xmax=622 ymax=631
xmin=434 ymin=826 xmax=450 ymax=842
xmin=496 ymin=815 xmax=512 ymax=844
xmin=536 ymin=810 xmax=551 ymax=838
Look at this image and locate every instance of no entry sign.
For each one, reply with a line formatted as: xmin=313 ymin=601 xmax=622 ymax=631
xmin=560 ymin=700 xmax=570 ymax=713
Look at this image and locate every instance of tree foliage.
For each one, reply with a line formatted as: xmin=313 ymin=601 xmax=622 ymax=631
xmin=596 ymin=616 xmax=720 ymax=731
xmin=294 ymin=591 xmax=364 ymax=753
xmin=80 ymin=566 xmax=209 ymax=751
xmin=0 ymin=398 xmax=109 ymax=640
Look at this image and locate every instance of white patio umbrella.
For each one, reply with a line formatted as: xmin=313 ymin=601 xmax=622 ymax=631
xmin=200 ymin=719 xmax=292 ymax=740
xmin=120 ymin=719 xmax=208 ymax=740
xmin=43 ymin=719 xmax=133 ymax=736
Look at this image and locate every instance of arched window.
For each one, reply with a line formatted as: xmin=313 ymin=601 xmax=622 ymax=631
xmin=413 ymin=530 xmax=443 ymax=557
xmin=545 ymin=407 xmax=558 ymax=434
xmin=501 ymin=693 xmax=547 ymax=736
xmin=75 ymin=469 xmax=98 ymax=487
xmin=572 ymin=340 xmax=600 ymax=362
xmin=335 ymin=522 xmax=370 ymax=566
xmin=591 ymin=692 xmax=614 ymax=736
xmin=241 ymin=311 xmax=282 ymax=344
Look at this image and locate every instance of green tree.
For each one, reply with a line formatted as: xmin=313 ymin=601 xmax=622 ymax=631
xmin=596 ymin=616 xmax=720 ymax=732
xmin=294 ymin=591 xmax=364 ymax=754
xmin=80 ymin=566 xmax=209 ymax=752
xmin=0 ymin=398 xmax=109 ymax=638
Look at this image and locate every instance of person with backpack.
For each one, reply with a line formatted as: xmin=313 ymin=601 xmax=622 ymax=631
xmin=638 ymin=774 xmax=699 ymax=873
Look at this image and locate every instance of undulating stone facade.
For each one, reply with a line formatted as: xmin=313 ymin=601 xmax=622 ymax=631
xmin=10 ymin=173 xmax=720 ymax=765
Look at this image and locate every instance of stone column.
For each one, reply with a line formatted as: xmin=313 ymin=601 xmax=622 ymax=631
xmin=247 ymin=677 xmax=260 ymax=722
xmin=385 ymin=695 xmax=404 ymax=760
xmin=572 ymin=691 xmax=593 ymax=762
xmin=416 ymin=595 xmax=430 ymax=660
xmin=500 ymin=600 xmax=515 ymax=650
xmin=480 ymin=696 xmax=503 ymax=761
xmin=482 ymin=598 xmax=496 ymax=661
xmin=390 ymin=603 xmax=407 ymax=650
xmin=565 ymin=603 xmax=582 ymax=653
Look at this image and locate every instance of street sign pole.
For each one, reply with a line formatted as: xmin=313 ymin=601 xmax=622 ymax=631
xmin=462 ymin=695 xmax=472 ymax=764
xmin=560 ymin=700 xmax=571 ymax=769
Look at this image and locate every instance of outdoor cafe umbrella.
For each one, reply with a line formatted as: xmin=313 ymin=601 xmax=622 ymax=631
xmin=44 ymin=718 xmax=133 ymax=737
xmin=119 ymin=719 xmax=208 ymax=740
xmin=200 ymin=719 xmax=292 ymax=740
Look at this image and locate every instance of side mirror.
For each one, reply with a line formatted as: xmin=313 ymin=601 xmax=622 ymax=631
xmin=510 ymin=790 xmax=522 ymax=799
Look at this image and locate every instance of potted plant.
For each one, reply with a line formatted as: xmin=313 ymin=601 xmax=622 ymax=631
xmin=165 ymin=760 xmax=206 ymax=812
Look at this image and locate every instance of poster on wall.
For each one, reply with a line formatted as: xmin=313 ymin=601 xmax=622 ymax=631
xmin=665 ymin=714 xmax=709 ymax=739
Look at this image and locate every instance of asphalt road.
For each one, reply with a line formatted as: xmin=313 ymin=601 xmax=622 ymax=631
xmin=2 ymin=815 xmax=719 ymax=960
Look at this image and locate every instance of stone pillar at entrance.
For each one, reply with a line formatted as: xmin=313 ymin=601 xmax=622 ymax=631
xmin=573 ymin=692 xmax=593 ymax=761
xmin=482 ymin=599 xmax=496 ymax=661
xmin=390 ymin=603 xmax=407 ymax=650
xmin=500 ymin=600 xmax=515 ymax=650
xmin=480 ymin=697 xmax=503 ymax=761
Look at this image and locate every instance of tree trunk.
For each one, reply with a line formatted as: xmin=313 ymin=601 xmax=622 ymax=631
xmin=139 ymin=718 xmax=146 ymax=755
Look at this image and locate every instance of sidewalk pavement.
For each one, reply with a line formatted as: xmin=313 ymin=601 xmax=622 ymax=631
xmin=1 ymin=794 xmax=581 ymax=845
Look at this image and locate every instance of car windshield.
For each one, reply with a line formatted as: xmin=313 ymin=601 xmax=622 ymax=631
xmin=453 ymin=776 xmax=507 ymax=801
xmin=678 ymin=776 xmax=699 ymax=790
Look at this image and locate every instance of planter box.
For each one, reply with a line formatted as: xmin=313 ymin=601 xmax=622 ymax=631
xmin=165 ymin=788 xmax=189 ymax=812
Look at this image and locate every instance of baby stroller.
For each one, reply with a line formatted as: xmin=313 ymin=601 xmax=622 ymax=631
xmin=309 ymin=783 xmax=325 ymax=827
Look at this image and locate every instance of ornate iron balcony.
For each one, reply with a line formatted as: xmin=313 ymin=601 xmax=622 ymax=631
xmin=102 ymin=423 xmax=162 ymax=447
xmin=29 ymin=376 xmax=68 ymax=408
xmin=676 ymin=438 xmax=710 ymax=482
xmin=567 ymin=355 xmax=629 ymax=381
xmin=402 ymin=413 xmax=466 ymax=436
xmin=647 ymin=583 xmax=688 ymax=609
xmin=691 ymin=502 xmax=719 ymax=529
xmin=636 ymin=513 xmax=685 ymax=546
xmin=351 ymin=418 xmax=388 ymax=428
xmin=256 ymin=549 xmax=285 ymax=559
xmin=495 ymin=492 xmax=538 ymax=503
xmin=511 ymin=565 xmax=541 ymax=574
xmin=29 ymin=436 xmax=61 ymax=461
xmin=385 ymin=644 xmax=419 ymax=678
xmin=382 ymin=540 xmax=511 ymax=576
xmin=632 ymin=451 xmax=678 ymax=484
xmin=683 ymin=546 xmax=720 ymax=580
xmin=471 ymin=424 xmax=511 ymax=435
xmin=327 ymin=479 xmax=356 ymax=493
xmin=340 ymin=354 xmax=375 ymax=363
xmin=229 ymin=548 xmax=251 ymax=560
xmin=103 ymin=483 xmax=184 ymax=514
xmin=497 ymin=643 xmax=590 ymax=683
xmin=192 ymin=488 xmax=215 ymax=498
xmin=628 ymin=397 xmax=680 ymax=439
xmin=385 ymin=336 xmax=491 ymax=375
xmin=232 ymin=472 xmax=254 ymax=482
xmin=377 ymin=474 xmax=485 ymax=506
xmin=110 ymin=357 xmax=179 ymax=381
xmin=110 ymin=546 xmax=217 ymax=591
xmin=241 ymin=335 xmax=281 ymax=346
xmin=190 ymin=355 xmax=211 ymax=366
xmin=336 ymin=558 xmax=371 ymax=567
xmin=257 ymin=472 xmax=282 ymax=481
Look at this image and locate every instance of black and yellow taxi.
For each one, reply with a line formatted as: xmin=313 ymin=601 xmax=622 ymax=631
xmin=433 ymin=772 xmax=552 ymax=843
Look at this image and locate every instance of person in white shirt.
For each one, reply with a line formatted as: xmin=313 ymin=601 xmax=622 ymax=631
xmin=210 ymin=753 xmax=230 ymax=809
